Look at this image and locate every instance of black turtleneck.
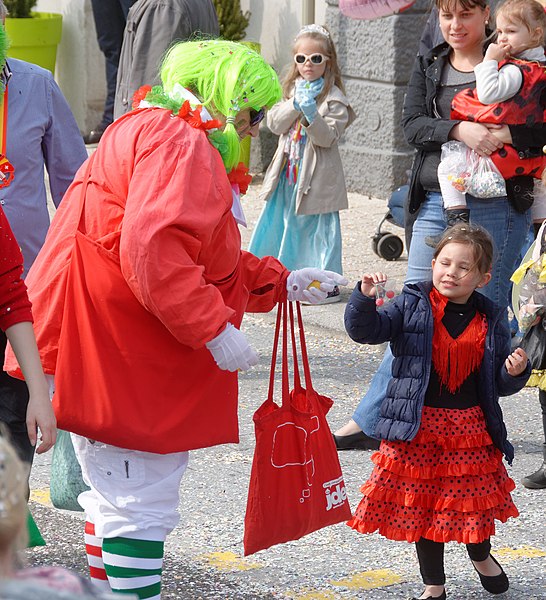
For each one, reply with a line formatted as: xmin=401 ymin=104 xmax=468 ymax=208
xmin=425 ymin=297 xmax=481 ymax=409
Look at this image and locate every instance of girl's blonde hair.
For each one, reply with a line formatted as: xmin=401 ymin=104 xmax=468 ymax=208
xmin=158 ymin=40 xmax=282 ymax=170
xmin=0 ymin=433 xmax=29 ymax=573
xmin=495 ymin=0 xmax=546 ymax=47
xmin=282 ymin=24 xmax=345 ymax=103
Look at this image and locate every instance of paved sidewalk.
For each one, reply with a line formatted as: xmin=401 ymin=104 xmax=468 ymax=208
xmin=28 ymin=178 xmax=546 ymax=599
xmin=239 ymin=178 xmax=409 ymax=336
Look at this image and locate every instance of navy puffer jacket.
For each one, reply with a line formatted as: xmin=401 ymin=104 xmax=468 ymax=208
xmin=345 ymin=281 xmax=531 ymax=464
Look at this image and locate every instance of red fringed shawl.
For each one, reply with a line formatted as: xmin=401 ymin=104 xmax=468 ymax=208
xmin=430 ymin=287 xmax=488 ymax=393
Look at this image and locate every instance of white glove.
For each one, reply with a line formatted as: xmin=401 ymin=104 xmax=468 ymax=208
xmin=206 ymin=323 xmax=259 ymax=372
xmin=286 ymin=268 xmax=349 ymax=303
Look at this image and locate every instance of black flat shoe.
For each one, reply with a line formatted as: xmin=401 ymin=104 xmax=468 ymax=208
xmin=333 ymin=431 xmax=380 ymax=451
xmin=472 ymin=554 xmax=509 ymax=594
xmin=408 ymin=591 xmax=446 ymax=600
xmin=83 ymin=125 xmax=107 ymax=145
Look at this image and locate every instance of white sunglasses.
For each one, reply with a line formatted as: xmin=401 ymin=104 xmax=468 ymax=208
xmin=294 ymin=53 xmax=329 ymax=65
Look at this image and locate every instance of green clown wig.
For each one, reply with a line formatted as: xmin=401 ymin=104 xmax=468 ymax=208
xmin=159 ymin=40 xmax=282 ymax=170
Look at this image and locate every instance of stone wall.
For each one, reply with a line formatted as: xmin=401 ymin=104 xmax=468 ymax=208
xmin=326 ymin=0 xmax=433 ymax=198
xmin=36 ymin=0 xmax=434 ymax=199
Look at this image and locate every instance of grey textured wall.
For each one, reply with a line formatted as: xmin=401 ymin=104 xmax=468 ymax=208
xmin=327 ymin=0 xmax=433 ymax=198
xmin=250 ymin=0 xmax=435 ymax=199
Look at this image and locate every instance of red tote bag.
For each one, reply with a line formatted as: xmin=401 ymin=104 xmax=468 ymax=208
xmin=244 ymin=300 xmax=351 ymax=556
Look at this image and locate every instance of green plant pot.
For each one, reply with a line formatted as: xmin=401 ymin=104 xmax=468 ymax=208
xmin=5 ymin=12 xmax=62 ymax=74
xmin=239 ymin=41 xmax=261 ymax=169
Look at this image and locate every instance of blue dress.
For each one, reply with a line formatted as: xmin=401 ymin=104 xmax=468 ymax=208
xmin=248 ymin=121 xmax=342 ymax=273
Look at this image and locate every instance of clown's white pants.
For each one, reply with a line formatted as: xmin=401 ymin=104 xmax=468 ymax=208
xmin=72 ymin=435 xmax=189 ymax=540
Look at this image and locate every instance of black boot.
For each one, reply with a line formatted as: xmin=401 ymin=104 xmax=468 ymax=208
xmin=521 ymin=443 xmax=546 ymax=489
xmin=425 ymin=208 xmax=470 ymax=248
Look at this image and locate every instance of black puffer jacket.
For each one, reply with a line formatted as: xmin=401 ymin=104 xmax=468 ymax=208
xmin=345 ymin=281 xmax=531 ymax=464
xmin=402 ymin=42 xmax=545 ymax=215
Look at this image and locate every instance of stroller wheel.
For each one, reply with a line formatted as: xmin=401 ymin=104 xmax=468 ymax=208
xmin=376 ymin=233 xmax=403 ymax=261
xmin=371 ymin=232 xmax=387 ymax=256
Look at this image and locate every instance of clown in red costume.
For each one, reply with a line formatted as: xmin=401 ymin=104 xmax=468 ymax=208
xmin=4 ymin=40 xmax=347 ymax=599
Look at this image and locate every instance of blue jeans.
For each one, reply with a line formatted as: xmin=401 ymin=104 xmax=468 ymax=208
xmin=353 ymin=191 xmax=531 ymax=436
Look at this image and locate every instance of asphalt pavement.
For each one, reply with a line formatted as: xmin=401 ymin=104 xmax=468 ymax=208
xmin=27 ymin=179 xmax=546 ymax=599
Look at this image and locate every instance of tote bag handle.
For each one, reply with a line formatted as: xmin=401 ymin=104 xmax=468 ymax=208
xmin=266 ymin=299 xmax=317 ymax=408
xmin=288 ymin=301 xmax=314 ymax=392
xmin=266 ymin=298 xmax=290 ymax=407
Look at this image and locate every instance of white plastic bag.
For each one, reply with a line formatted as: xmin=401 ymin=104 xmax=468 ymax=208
xmin=465 ymin=151 xmax=507 ymax=199
xmin=440 ymin=141 xmax=507 ymax=199
xmin=440 ymin=141 xmax=473 ymax=194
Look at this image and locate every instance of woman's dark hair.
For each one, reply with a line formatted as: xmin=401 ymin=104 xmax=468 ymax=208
xmin=433 ymin=223 xmax=494 ymax=274
xmin=434 ymin=0 xmax=489 ymax=12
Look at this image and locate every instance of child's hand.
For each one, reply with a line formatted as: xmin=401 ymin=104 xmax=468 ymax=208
xmin=361 ymin=272 xmax=388 ymax=297
xmin=484 ymin=42 xmax=510 ymax=62
xmin=26 ymin=390 xmax=57 ymax=454
xmin=505 ymin=347 xmax=529 ymax=377
xmin=300 ymin=97 xmax=317 ymax=123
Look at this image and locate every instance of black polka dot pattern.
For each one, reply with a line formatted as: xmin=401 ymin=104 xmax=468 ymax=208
xmin=347 ymin=406 xmax=518 ymax=544
xmin=448 ymin=58 xmax=546 ymax=182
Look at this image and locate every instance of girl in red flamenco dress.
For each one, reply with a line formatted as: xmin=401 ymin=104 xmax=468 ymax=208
xmin=344 ymin=224 xmax=530 ymax=600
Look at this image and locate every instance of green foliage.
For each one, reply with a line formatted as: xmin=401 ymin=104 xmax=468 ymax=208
xmin=212 ymin=0 xmax=250 ymax=42
xmin=4 ymin=0 xmax=37 ymax=19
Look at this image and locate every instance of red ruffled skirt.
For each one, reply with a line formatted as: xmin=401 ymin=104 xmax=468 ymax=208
xmin=347 ymin=405 xmax=518 ymax=544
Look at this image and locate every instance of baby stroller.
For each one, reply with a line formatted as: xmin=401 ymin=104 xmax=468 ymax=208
xmin=371 ymin=184 xmax=406 ymax=261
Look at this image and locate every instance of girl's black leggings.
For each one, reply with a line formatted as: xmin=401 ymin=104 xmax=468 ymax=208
xmin=415 ymin=537 xmax=491 ymax=585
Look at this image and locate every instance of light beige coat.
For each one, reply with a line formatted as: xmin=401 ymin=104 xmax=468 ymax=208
xmin=259 ymin=85 xmax=356 ymax=215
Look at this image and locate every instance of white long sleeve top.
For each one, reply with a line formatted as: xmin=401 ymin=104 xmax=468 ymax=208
xmin=475 ymin=46 xmax=546 ymax=104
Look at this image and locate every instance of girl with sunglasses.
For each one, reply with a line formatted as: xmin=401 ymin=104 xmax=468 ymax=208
xmin=249 ymin=24 xmax=356 ymax=303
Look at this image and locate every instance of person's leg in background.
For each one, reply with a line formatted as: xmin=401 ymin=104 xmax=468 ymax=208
xmin=468 ymin=195 xmax=531 ymax=310
xmin=0 ymin=330 xmax=34 ymax=471
xmin=334 ymin=192 xmax=446 ymax=447
xmin=85 ymin=0 xmax=135 ymax=144
xmin=84 ymin=521 xmax=110 ymax=592
xmin=522 ymin=388 xmax=546 ymax=489
xmin=73 ymin=436 xmax=188 ymax=598
xmin=425 ymin=158 xmax=470 ymax=248
xmin=404 ymin=192 xmax=444 ymax=283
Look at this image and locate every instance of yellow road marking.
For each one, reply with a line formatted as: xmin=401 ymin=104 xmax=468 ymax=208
xmin=287 ymin=590 xmax=339 ymax=600
xmin=198 ymin=551 xmax=261 ymax=572
xmin=30 ymin=488 xmax=51 ymax=506
xmin=332 ymin=569 xmax=403 ymax=590
xmin=495 ymin=546 xmax=546 ymax=560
